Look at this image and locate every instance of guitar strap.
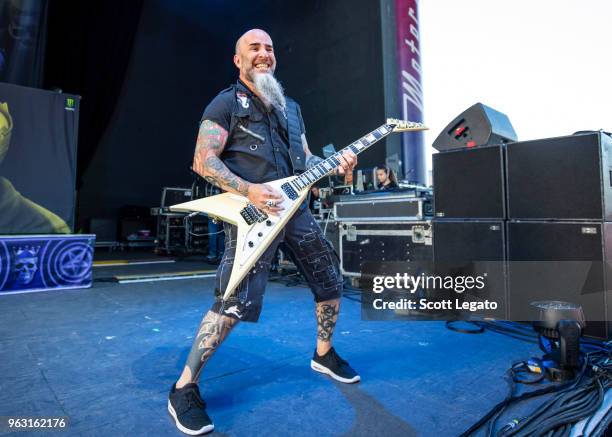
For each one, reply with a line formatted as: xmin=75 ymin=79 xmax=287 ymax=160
xmin=284 ymin=98 xmax=306 ymax=175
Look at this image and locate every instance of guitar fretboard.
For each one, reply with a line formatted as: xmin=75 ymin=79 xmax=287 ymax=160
xmin=291 ymin=123 xmax=394 ymax=191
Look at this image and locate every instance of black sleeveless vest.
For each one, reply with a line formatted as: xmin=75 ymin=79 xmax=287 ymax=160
xmin=225 ymin=83 xmax=306 ymax=181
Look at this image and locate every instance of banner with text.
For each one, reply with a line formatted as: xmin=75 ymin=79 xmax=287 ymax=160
xmin=395 ymin=0 xmax=426 ymax=184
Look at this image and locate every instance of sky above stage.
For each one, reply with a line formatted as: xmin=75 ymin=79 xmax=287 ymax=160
xmin=420 ymin=0 xmax=612 ymax=170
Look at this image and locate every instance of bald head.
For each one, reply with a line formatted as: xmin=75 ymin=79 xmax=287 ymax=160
xmin=235 ymin=29 xmax=273 ymax=54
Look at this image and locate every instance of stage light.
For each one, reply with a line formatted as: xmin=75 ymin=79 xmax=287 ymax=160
xmin=531 ymin=300 xmax=585 ymax=381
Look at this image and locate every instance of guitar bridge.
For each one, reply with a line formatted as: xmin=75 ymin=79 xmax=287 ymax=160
xmin=281 ymin=182 xmax=298 ymax=200
xmin=240 ymin=204 xmax=268 ymax=225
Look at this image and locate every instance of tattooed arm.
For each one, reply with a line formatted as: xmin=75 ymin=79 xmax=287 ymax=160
xmin=192 ymin=120 xmax=251 ymax=196
xmin=193 ymin=120 xmax=283 ymax=212
xmin=301 ymin=133 xmax=323 ymax=168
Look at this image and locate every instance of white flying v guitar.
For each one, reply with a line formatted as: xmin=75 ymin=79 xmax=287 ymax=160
xmin=170 ymin=119 xmax=427 ymax=299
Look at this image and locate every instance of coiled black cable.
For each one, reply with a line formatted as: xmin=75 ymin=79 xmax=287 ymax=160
xmin=453 ymin=321 xmax=611 ymax=436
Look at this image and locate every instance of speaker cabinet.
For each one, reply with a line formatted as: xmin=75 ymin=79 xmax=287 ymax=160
xmin=433 ymin=220 xmax=507 ymax=319
xmin=433 ymin=145 xmax=505 ymax=219
xmin=432 ymin=102 xmax=517 ymax=152
xmin=507 ymin=221 xmax=612 ymax=340
xmin=507 ymin=132 xmax=612 ymax=220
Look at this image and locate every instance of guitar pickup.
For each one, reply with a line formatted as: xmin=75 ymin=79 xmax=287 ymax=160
xmin=240 ymin=204 xmax=268 ymax=225
xmin=240 ymin=208 xmax=256 ymax=225
xmin=281 ymin=182 xmax=298 ymax=200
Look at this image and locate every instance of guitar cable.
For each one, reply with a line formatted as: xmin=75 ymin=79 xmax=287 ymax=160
xmin=182 ymin=214 xmax=225 ymax=237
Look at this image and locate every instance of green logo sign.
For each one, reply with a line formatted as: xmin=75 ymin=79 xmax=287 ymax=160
xmin=65 ymin=98 xmax=75 ymax=108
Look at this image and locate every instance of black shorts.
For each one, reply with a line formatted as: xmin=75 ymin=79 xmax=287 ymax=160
xmin=210 ymin=204 xmax=342 ymax=322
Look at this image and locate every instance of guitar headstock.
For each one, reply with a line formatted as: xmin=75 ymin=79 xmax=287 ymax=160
xmin=386 ymin=118 xmax=428 ymax=132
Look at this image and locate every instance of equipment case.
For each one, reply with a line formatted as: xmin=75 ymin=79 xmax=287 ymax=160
xmin=334 ymin=194 xmax=432 ymax=222
xmin=338 ymin=221 xmax=433 ymax=277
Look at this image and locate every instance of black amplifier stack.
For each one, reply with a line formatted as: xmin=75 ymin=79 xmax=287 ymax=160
xmin=433 ymin=132 xmax=612 ymax=339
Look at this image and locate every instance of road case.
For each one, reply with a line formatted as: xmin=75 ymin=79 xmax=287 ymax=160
xmin=339 ymin=221 xmax=433 ymax=277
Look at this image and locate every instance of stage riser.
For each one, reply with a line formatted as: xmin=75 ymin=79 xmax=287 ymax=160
xmin=0 ymin=234 xmax=95 ymax=295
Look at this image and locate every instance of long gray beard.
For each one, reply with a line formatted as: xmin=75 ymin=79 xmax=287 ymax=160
xmin=253 ymin=73 xmax=286 ymax=112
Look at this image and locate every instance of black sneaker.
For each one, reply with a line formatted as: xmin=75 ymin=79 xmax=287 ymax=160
xmin=311 ymin=347 xmax=360 ymax=383
xmin=168 ymin=383 xmax=214 ymax=435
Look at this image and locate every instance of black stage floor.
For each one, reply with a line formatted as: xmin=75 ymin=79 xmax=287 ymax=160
xmin=0 ymin=257 xmax=610 ymax=436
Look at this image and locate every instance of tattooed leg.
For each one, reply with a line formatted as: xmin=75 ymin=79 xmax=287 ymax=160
xmin=315 ymin=298 xmax=340 ymax=355
xmin=176 ymin=311 xmax=239 ymax=388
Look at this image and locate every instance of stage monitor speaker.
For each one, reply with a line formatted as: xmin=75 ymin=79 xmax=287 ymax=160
xmin=507 ymin=132 xmax=612 ymax=220
xmin=432 ymin=220 xmax=507 ymax=320
xmin=433 ymin=145 xmax=505 ymax=219
xmin=432 ymin=102 xmax=518 ymax=152
xmin=507 ymin=221 xmax=612 ymax=340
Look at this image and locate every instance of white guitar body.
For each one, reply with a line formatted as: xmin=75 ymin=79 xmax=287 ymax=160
xmin=170 ymin=176 xmax=309 ymax=299
xmin=170 ymin=119 xmax=426 ymax=300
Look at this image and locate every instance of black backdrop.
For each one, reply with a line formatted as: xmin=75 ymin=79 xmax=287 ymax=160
xmin=44 ymin=0 xmax=386 ymax=232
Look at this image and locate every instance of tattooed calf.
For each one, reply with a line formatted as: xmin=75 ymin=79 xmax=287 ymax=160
xmin=316 ymin=301 xmax=339 ymax=342
xmin=185 ymin=311 xmax=239 ymax=381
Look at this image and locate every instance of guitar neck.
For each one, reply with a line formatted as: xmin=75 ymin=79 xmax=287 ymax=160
xmin=293 ymin=123 xmax=394 ymax=190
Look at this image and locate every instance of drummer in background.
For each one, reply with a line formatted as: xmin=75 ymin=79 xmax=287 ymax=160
xmin=376 ymin=165 xmax=399 ymax=190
